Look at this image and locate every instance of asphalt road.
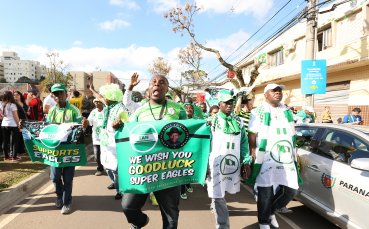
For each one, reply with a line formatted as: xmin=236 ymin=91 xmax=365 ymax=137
xmin=0 ymin=161 xmax=339 ymax=229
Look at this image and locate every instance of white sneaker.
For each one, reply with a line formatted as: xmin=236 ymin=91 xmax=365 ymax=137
xmin=61 ymin=204 xmax=72 ymax=214
xmin=270 ymin=214 xmax=279 ymax=228
xmin=259 ymin=224 xmax=270 ymax=229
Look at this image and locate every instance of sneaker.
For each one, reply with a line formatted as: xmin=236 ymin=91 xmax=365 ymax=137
xmin=180 ymin=193 xmax=188 ymax=200
xmin=55 ymin=199 xmax=63 ymax=209
xmin=270 ymin=214 xmax=279 ymax=228
xmin=259 ymin=224 xmax=270 ymax=229
xmin=114 ymin=193 xmax=122 ymax=200
xmin=95 ymin=170 xmax=103 ymax=176
xmin=107 ymin=183 xmax=115 ymax=190
xmin=130 ymin=215 xmax=150 ymax=229
xmin=276 ymin=206 xmax=293 ymax=214
xmin=61 ymin=204 xmax=72 ymax=214
xmin=150 ymin=194 xmax=158 ymax=206
xmin=186 ymin=186 xmax=193 ymax=193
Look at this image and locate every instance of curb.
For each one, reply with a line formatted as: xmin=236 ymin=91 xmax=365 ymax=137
xmin=0 ymin=168 xmax=49 ymax=215
xmin=0 ymin=142 xmax=93 ymax=215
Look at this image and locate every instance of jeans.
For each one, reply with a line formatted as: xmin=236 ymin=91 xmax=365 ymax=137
xmin=50 ymin=166 xmax=75 ymax=205
xmin=211 ymin=198 xmax=229 ymax=229
xmin=106 ymin=169 xmax=119 ymax=192
xmin=121 ymin=186 xmax=180 ymax=229
xmin=257 ymin=185 xmax=297 ymax=225
xmin=93 ymin=145 xmax=104 ymax=171
xmin=1 ymin=126 xmax=20 ymax=158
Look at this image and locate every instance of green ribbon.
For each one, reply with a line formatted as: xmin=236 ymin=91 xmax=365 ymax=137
xmin=217 ymin=111 xmax=240 ymax=134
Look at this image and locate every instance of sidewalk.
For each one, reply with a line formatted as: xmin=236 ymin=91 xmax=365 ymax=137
xmin=0 ymin=142 xmax=93 ymax=215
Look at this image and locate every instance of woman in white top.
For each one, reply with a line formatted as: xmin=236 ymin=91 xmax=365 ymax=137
xmin=0 ymin=91 xmax=21 ymax=161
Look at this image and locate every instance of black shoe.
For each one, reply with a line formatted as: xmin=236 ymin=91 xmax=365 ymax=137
xmin=107 ymin=183 xmax=115 ymax=190
xmin=130 ymin=215 xmax=149 ymax=229
xmin=114 ymin=193 xmax=122 ymax=200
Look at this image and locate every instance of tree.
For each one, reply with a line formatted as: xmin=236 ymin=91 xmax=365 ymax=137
xmin=39 ymin=52 xmax=72 ymax=92
xmin=178 ymin=42 xmax=208 ymax=87
xmin=148 ymin=57 xmax=172 ymax=76
xmin=16 ymin=76 xmax=34 ymax=84
xmin=164 ymin=3 xmax=260 ymax=88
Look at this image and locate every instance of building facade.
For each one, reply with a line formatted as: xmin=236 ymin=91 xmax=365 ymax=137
xmin=0 ymin=51 xmax=47 ymax=83
xmin=237 ymin=0 xmax=369 ymax=125
xmin=69 ymin=71 xmax=124 ymax=96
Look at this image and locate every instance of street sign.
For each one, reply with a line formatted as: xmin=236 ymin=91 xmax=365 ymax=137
xmin=301 ymin=60 xmax=327 ymax=94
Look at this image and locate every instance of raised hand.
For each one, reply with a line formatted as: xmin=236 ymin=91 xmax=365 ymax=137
xmin=128 ymin=72 xmax=140 ymax=90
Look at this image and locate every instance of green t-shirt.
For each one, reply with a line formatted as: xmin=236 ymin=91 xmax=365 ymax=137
xmin=47 ymin=101 xmax=82 ymax=124
xmin=131 ymin=100 xmax=187 ymax=121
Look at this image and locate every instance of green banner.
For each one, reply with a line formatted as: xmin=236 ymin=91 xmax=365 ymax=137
xmin=116 ymin=119 xmax=211 ymax=194
xmin=22 ymin=121 xmax=87 ymax=167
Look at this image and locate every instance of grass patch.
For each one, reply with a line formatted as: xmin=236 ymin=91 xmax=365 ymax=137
xmin=0 ymin=156 xmax=48 ymax=192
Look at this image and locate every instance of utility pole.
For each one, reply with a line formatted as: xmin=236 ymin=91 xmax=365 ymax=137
xmin=305 ymin=0 xmax=318 ymax=107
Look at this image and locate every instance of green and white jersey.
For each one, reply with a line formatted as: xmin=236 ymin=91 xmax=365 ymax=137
xmin=87 ymin=108 xmax=104 ymax=145
xmin=47 ymin=101 xmax=82 ymax=124
xmin=131 ymin=100 xmax=187 ymax=122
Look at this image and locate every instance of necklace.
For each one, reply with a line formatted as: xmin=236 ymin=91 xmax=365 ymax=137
xmin=149 ymin=100 xmax=167 ymax=120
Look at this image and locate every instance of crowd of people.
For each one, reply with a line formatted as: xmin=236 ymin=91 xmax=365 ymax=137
xmin=0 ymin=73 xmax=365 ymax=229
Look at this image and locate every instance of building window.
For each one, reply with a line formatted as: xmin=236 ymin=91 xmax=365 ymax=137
xmin=317 ymin=26 xmax=332 ymax=51
xmin=269 ymin=49 xmax=284 ymax=67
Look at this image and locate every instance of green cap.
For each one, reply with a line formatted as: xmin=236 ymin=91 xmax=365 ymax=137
xmin=51 ymin=83 xmax=66 ymax=93
xmin=218 ymin=89 xmax=234 ymax=102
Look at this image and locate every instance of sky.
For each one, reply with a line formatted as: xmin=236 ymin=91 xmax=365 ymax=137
xmin=0 ymin=0 xmax=310 ymax=91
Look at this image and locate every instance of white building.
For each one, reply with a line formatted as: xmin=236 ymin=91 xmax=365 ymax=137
xmin=0 ymin=51 xmax=46 ymax=83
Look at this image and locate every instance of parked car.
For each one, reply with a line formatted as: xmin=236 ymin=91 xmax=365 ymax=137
xmin=295 ymin=123 xmax=369 ymax=229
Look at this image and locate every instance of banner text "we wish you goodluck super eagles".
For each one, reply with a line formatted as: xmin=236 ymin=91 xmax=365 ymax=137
xmin=116 ymin=120 xmax=211 ymax=194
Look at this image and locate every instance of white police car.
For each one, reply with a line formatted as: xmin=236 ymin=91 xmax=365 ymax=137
xmin=295 ymin=123 xmax=369 ymax=229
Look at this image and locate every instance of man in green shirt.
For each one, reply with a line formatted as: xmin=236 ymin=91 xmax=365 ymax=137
xmin=47 ymin=83 xmax=85 ymax=215
xmin=122 ymin=74 xmax=187 ymax=229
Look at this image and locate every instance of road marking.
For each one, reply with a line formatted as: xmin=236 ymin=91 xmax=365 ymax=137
xmin=0 ymin=154 xmax=95 ymax=228
xmin=0 ymin=183 xmax=54 ymax=228
xmin=241 ymin=183 xmax=303 ymax=229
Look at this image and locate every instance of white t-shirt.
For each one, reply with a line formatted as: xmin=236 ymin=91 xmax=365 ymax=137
xmin=87 ymin=108 xmax=104 ymax=145
xmin=43 ymin=94 xmax=56 ymax=110
xmin=0 ymin=102 xmax=18 ymax=127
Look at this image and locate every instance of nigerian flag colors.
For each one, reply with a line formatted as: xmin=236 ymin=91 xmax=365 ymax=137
xmin=116 ymin=119 xmax=211 ymax=194
xmin=22 ymin=121 xmax=87 ymax=167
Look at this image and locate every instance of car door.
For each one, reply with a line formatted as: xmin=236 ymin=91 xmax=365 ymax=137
xmin=296 ymin=127 xmax=336 ymax=211
xmin=327 ymin=132 xmax=369 ymax=228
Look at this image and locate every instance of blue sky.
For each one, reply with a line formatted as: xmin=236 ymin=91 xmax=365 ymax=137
xmin=0 ymin=0 xmax=308 ymax=90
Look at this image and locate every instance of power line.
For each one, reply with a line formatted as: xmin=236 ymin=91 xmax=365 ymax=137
xmin=206 ymin=0 xmax=298 ymax=77
xmin=208 ymin=0 xmax=341 ymax=83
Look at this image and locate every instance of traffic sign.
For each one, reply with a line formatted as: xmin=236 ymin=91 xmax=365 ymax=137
xmin=301 ymin=60 xmax=327 ymax=94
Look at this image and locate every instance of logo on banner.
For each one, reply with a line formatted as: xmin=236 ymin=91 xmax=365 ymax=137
xmin=38 ymin=124 xmax=62 ymax=148
xmin=159 ymin=122 xmax=190 ymax=149
xmin=129 ymin=123 xmax=158 ymax=153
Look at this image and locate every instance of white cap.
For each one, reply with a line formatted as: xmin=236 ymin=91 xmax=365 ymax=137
xmin=264 ymin=83 xmax=285 ymax=94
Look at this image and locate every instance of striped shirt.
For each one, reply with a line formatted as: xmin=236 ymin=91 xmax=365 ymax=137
xmin=131 ymin=100 xmax=187 ymax=122
xmin=47 ymin=101 xmax=82 ymax=124
xmin=238 ymin=110 xmax=251 ymax=130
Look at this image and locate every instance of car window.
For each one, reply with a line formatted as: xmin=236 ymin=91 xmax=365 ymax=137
xmin=318 ymin=130 xmax=369 ymax=164
xmin=295 ymin=127 xmax=318 ymax=150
